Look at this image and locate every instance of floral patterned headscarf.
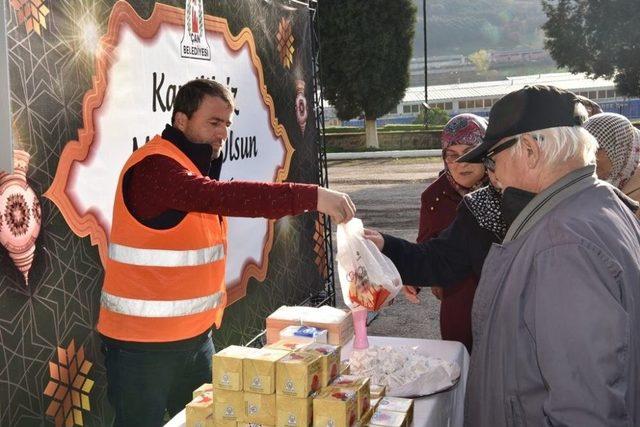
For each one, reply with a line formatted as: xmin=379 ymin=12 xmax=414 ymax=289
xmin=441 ymin=114 xmax=488 ymax=195
xmin=585 ymin=113 xmax=640 ymax=189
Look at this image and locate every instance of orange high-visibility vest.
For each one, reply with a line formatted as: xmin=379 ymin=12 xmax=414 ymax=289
xmin=97 ymin=135 xmax=227 ymax=342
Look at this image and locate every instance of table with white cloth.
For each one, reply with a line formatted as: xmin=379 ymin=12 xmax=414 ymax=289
xmin=165 ymin=335 xmax=469 ymax=427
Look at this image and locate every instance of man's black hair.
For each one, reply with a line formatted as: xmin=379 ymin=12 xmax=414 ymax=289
xmin=171 ymin=79 xmax=234 ymax=124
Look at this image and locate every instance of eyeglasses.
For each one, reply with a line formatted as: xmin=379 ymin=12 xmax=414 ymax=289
xmin=482 ymin=137 xmax=519 ymax=172
xmin=444 ymin=152 xmax=465 ymax=163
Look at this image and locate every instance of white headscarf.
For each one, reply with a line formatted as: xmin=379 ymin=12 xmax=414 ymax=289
xmin=585 ymin=113 xmax=640 ymax=188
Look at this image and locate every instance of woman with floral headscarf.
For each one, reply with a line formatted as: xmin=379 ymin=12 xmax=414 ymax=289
xmin=585 ymin=113 xmax=640 ymax=213
xmin=411 ymin=114 xmax=488 ymax=351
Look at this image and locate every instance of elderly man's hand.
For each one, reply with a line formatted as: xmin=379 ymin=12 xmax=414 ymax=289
xmin=317 ymin=187 xmax=356 ymax=224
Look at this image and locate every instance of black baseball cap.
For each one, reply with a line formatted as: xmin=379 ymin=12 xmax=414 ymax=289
xmin=458 ymin=85 xmax=588 ymax=163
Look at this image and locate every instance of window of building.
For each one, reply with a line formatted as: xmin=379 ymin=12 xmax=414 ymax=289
xmin=588 ymin=91 xmax=597 ymax=99
xmin=403 ymin=105 xmax=411 ymax=114
xmin=598 ymin=90 xmax=607 ymax=99
xmin=474 ymin=99 xmax=483 ymax=108
xmin=607 ymin=89 xmax=615 ymax=98
xmin=445 ymin=102 xmax=453 ymax=110
xmin=459 ymin=100 xmax=467 ymax=109
xmin=411 ymin=104 xmax=420 ymax=113
xmin=484 ymin=98 xmax=493 ymax=108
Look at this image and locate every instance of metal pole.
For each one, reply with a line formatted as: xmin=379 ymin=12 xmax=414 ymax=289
xmin=422 ymin=0 xmax=428 ymax=129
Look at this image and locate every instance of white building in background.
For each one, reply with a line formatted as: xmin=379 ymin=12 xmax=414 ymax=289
xmin=324 ymin=72 xmax=640 ymax=127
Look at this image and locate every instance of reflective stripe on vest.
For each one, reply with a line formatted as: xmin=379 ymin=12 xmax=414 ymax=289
xmin=108 ymin=242 xmax=225 ymax=267
xmin=101 ymin=290 xmax=224 ymax=318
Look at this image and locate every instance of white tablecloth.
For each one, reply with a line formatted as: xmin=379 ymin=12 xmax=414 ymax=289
xmin=165 ymin=335 xmax=469 ymax=427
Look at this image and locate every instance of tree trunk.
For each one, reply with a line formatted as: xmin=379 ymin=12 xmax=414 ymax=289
xmin=365 ymin=118 xmax=379 ymax=149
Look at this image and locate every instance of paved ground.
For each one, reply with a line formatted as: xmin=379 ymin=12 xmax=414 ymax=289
xmin=327 ymin=157 xmax=445 ymax=340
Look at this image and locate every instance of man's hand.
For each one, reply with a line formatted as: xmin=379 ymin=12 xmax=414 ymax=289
xmin=317 ymin=187 xmax=356 ymax=224
xmin=431 ymin=286 xmax=444 ymax=300
xmin=363 ymin=228 xmax=384 ymax=250
xmin=403 ymin=285 xmax=421 ymax=304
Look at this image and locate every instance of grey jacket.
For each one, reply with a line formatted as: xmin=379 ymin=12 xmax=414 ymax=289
xmin=466 ymin=165 xmax=640 ymax=427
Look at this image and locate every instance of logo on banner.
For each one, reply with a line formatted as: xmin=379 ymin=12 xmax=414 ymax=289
xmin=181 ymin=0 xmax=210 ymax=60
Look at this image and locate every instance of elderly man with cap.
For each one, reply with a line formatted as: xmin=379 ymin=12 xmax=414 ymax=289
xmin=457 ymin=85 xmax=640 ymax=426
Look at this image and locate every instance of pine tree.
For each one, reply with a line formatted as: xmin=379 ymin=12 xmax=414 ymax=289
xmin=318 ymin=0 xmax=416 ymax=147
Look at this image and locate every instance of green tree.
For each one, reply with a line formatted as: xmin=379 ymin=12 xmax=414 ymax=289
xmin=318 ymin=0 xmax=416 ymax=148
xmin=413 ymin=107 xmax=450 ymax=126
xmin=542 ymin=0 xmax=640 ymax=97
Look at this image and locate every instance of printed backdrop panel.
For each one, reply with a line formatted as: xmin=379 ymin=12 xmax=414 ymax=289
xmin=0 ymin=1 xmax=325 ymax=425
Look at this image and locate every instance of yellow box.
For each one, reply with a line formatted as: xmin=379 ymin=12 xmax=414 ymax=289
xmin=304 ymin=343 xmax=341 ymax=387
xmin=331 ymin=375 xmax=371 ymax=420
xmin=360 ymin=406 xmax=376 ymax=425
xmin=370 ymin=397 xmax=381 ymax=410
xmin=214 ymin=389 xmax=244 ymax=424
xmin=244 ymin=392 xmax=276 ymax=425
xmin=369 ymin=384 xmax=386 ymax=399
xmin=244 ymin=348 xmax=289 ymax=394
xmin=266 ymin=339 xmax=310 ymax=353
xmin=368 ymin=409 xmax=407 ymax=427
xmin=213 ymin=346 xmax=258 ymax=391
xmin=340 ymin=362 xmax=350 ymax=376
xmin=276 ymin=351 xmax=322 ymax=398
xmin=275 ymin=395 xmax=313 ymax=427
xmin=313 ymin=388 xmax=358 ymax=427
xmin=186 ymin=391 xmax=214 ymax=427
xmin=377 ymin=397 xmax=414 ymax=426
xmin=193 ymin=383 xmax=214 ymax=399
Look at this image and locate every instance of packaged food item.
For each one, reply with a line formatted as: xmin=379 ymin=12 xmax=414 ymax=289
xmin=185 ymin=391 xmax=214 ymax=427
xmin=279 ymin=325 xmax=328 ymax=343
xmin=331 ymin=375 xmax=371 ymax=419
xmin=244 ymin=392 xmax=276 ymax=425
xmin=377 ymin=397 xmax=414 ymax=426
xmin=313 ymin=388 xmax=357 ymax=427
xmin=360 ymin=405 xmax=376 ymax=425
xmin=237 ymin=424 xmax=274 ymax=427
xmin=213 ymin=345 xmax=258 ymax=391
xmin=266 ymin=306 xmax=354 ymax=346
xmin=304 ymin=343 xmax=341 ymax=387
xmin=192 ymin=383 xmax=214 ymax=399
xmin=368 ymin=409 xmax=407 ymax=427
xmin=214 ymin=389 xmax=244 ymax=425
xmin=244 ymin=348 xmax=289 ymax=394
xmin=276 ymin=351 xmax=322 ymax=398
xmin=275 ymin=395 xmax=313 ymax=427
xmin=340 ymin=361 xmax=351 ymax=376
xmin=370 ymin=397 xmax=381 ymax=410
xmin=266 ymin=339 xmax=310 ymax=353
xmin=369 ymin=384 xmax=386 ymax=399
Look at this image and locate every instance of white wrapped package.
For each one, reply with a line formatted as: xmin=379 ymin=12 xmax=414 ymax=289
xmin=269 ymin=305 xmax=348 ymax=324
xmin=348 ymin=346 xmax=460 ymax=397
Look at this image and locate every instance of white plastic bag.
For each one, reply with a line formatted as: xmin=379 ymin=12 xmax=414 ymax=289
xmin=336 ymin=218 xmax=402 ymax=311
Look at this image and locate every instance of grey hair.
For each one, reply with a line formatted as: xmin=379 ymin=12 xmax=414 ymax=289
xmin=510 ymin=126 xmax=598 ymax=168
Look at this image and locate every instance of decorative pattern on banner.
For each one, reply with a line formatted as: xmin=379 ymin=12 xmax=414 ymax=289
xmin=9 ymin=0 xmax=49 ymax=35
xmin=44 ymin=339 xmax=94 ymax=427
xmin=0 ymin=150 xmax=41 ymax=286
xmin=314 ymin=214 xmax=329 ymax=280
xmin=276 ymin=17 xmax=295 ymax=69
